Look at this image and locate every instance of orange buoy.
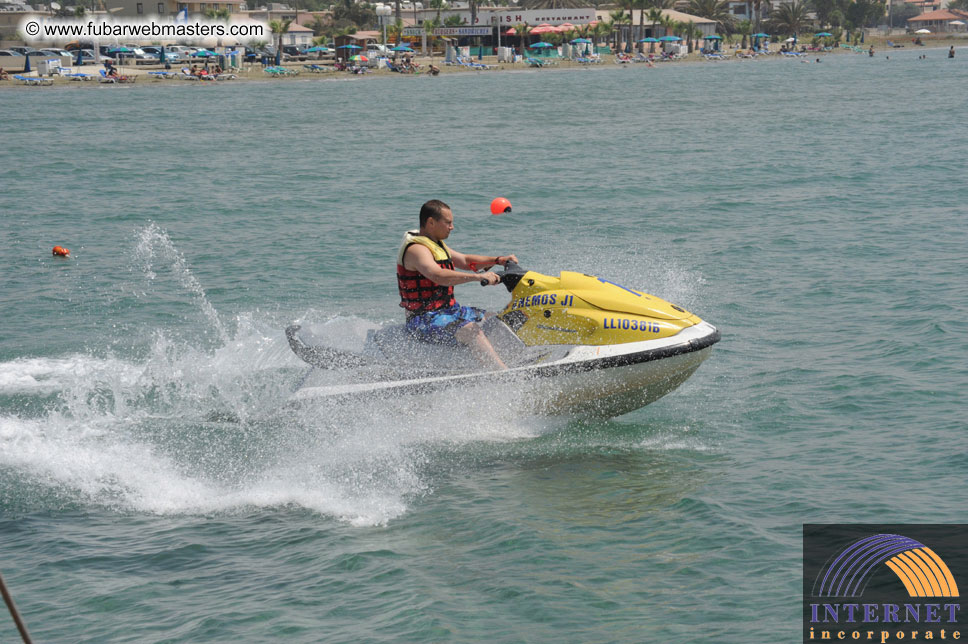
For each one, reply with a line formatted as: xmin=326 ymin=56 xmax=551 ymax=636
xmin=52 ymin=246 xmax=70 ymax=257
xmin=490 ymin=197 xmax=512 ymax=215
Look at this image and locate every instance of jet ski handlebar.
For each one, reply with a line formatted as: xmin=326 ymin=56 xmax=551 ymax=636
xmin=479 ymin=260 xmax=525 ymax=292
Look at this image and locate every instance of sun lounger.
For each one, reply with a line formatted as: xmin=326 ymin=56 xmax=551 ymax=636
xmin=14 ymin=74 xmax=53 ymax=85
xmin=98 ymin=69 xmax=118 ymax=83
xmin=457 ymin=56 xmax=494 ymax=70
xmin=215 ymin=72 xmax=237 ymax=80
xmin=148 ymin=70 xmax=177 ymax=79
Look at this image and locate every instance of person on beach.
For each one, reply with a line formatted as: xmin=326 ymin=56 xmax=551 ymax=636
xmin=869 ymin=45 xmax=874 ymax=57
xmin=397 ymin=199 xmax=517 ymax=370
xmin=428 ymin=63 xmax=440 ymax=75
xmin=0 ymin=67 xmax=8 ymax=80
xmin=949 ymin=46 xmax=955 ymax=58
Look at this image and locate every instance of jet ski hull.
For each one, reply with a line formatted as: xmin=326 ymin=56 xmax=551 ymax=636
xmin=288 ymin=322 xmax=719 ymax=419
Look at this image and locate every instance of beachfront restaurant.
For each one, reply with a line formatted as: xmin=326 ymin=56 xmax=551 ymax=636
xmin=906 ymin=8 xmax=968 ymax=32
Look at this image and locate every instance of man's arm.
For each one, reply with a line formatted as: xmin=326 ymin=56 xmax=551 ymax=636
xmin=450 ymin=249 xmax=519 ymax=271
xmin=404 ymin=245 xmax=499 ymax=286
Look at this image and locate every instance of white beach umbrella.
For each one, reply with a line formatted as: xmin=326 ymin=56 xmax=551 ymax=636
xmin=949 ymin=20 xmax=965 ymax=25
xmin=915 ymin=28 xmax=931 ymax=34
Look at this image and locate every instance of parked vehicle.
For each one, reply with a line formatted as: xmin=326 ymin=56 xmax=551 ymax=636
xmin=39 ymin=48 xmax=73 ymax=60
xmin=282 ymin=45 xmax=307 ymax=61
xmin=140 ymin=46 xmax=184 ymax=63
xmin=9 ymin=47 xmax=44 ymax=56
xmin=366 ymin=44 xmax=390 ymax=57
xmin=0 ymin=49 xmax=25 ymax=56
xmin=77 ymin=49 xmax=115 ymax=65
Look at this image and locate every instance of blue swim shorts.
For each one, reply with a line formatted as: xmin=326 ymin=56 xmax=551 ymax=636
xmin=405 ymin=304 xmax=486 ymax=345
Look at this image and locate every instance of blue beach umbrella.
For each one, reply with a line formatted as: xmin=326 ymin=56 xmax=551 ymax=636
xmin=638 ymin=37 xmax=659 ymax=43
xmin=337 ymin=44 xmax=362 ymax=50
xmin=530 ymin=42 xmax=554 ymax=48
xmin=192 ymin=49 xmax=216 ymax=57
xmin=159 ymin=44 xmax=166 ymax=64
xmin=390 ymin=44 xmax=414 ymax=52
xmin=815 ymin=32 xmax=832 ymax=37
xmin=23 ymin=52 xmax=31 ymax=73
xmin=658 ymin=35 xmax=681 ymax=41
xmin=304 ymin=45 xmax=329 ymax=52
xmin=75 ymin=47 xmax=83 ymax=65
xmin=753 ymin=32 xmax=770 ymax=38
xmin=704 ymin=34 xmax=722 ymax=40
xmin=570 ymin=37 xmax=592 ymax=44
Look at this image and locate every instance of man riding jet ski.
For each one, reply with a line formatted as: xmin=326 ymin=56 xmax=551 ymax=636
xmin=285 ymin=201 xmax=721 ymax=418
xmin=396 ymin=199 xmax=517 ymax=369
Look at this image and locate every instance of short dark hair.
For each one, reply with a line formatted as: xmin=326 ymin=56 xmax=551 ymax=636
xmin=419 ymin=199 xmax=450 ymax=228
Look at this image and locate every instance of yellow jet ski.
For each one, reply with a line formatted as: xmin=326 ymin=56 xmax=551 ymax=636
xmin=287 ymin=262 xmax=720 ymax=418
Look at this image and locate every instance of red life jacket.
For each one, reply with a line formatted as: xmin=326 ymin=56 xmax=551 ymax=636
xmin=397 ymin=231 xmax=456 ymax=313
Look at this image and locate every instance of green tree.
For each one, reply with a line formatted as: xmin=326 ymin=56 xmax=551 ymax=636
xmin=810 ymin=0 xmax=837 ymax=28
xmin=513 ymin=22 xmax=532 ymax=55
xmin=768 ymin=0 xmax=809 ymax=36
xmin=610 ymin=8 xmax=630 ymax=52
xmin=269 ymin=18 xmax=292 ymax=59
xmin=735 ymin=19 xmax=752 ymax=48
xmin=687 ymin=0 xmax=734 ymax=35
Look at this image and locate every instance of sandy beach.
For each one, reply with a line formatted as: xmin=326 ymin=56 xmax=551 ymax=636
xmin=2 ymin=34 xmax=965 ymax=87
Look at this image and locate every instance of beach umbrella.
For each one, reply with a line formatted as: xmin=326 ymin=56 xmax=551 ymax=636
xmin=815 ymin=32 xmax=833 ymax=37
xmin=570 ymin=37 xmax=592 ymax=44
xmin=914 ymin=28 xmax=931 ymax=34
xmin=75 ymin=47 xmax=83 ymax=65
xmin=658 ymin=35 xmax=681 ymax=41
xmin=23 ymin=53 xmax=30 ymax=73
xmin=304 ymin=45 xmax=330 ymax=52
xmin=337 ymin=44 xmax=363 ymax=50
xmin=159 ymin=44 xmax=166 ymax=64
xmin=350 ymin=54 xmax=368 ymax=61
xmin=703 ymin=34 xmax=722 ymax=40
xmin=530 ymin=24 xmax=560 ymax=34
xmin=753 ymin=32 xmax=770 ymax=38
xmin=192 ymin=49 xmax=216 ymax=57
xmin=530 ymin=42 xmax=554 ymax=48
xmin=638 ymin=37 xmax=659 ymax=42
xmin=950 ymin=20 xmax=965 ymax=25
xmin=108 ymin=46 xmax=133 ymax=53
xmin=390 ymin=44 xmax=414 ymax=51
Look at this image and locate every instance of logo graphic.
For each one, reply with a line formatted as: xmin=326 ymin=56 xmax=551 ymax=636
xmin=803 ymin=525 xmax=966 ymax=644
xmin=814 ymin=533 xmax=960 ymax=598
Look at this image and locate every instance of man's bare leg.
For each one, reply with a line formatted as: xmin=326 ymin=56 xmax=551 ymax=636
xmin=455 ymin=322 xmax=507 ymax=370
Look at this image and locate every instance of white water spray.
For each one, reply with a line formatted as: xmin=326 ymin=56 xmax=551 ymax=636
xmin=134 ymin=222 xmax=229 ymax=344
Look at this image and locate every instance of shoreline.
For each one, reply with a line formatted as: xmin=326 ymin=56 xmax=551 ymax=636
xmin=2 ymin=35 xmax=965 ymax=88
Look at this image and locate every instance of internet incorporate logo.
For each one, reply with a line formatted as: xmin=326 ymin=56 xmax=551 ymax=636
xmin=803 ymin=526 xmax=965 ymax=644
xmin=815 ymin=534 xmax=959 ymax=599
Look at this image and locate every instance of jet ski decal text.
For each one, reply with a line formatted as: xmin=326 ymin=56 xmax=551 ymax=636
xmin=512 ymin=294 xmax=560 ymax=309
xmin=604 ymin=318 xmax=661 ymax=333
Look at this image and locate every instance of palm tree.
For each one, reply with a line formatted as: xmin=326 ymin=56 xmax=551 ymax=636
xmin=268 ymin=18 xmax=292 ymax=64
xmin=686 ymin=0 xmax=735 ymax=35
xmin=736 ymin=18 xmax=752 ymax=48
xmin=513 ymin=22 xmax=532 ymax=56
xmin=609 ymin=8 xmax=629 ymax=53
xmin=618 ymin=0 xmax=635 ymax=51
xmin=386 ymin=18 xmax=403 ymax=44
xmin=592 ymin=19 xmax=612 ymax=52
xmin=769 ymin=0 xmax=808 ymax=37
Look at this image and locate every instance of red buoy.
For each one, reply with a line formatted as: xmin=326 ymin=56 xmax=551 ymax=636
xmin=490 ymin=197 xmax=512 ymax=215
xmin=52 ymin=246 xmax=71 ymax=257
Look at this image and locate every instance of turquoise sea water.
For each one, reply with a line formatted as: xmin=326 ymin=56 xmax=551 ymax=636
xmin=2 ymin=50 xmax=967 ymax=642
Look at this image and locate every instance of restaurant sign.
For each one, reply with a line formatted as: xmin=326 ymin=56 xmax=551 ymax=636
xmin=490 ymin=9 xmax=597 ymax=25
